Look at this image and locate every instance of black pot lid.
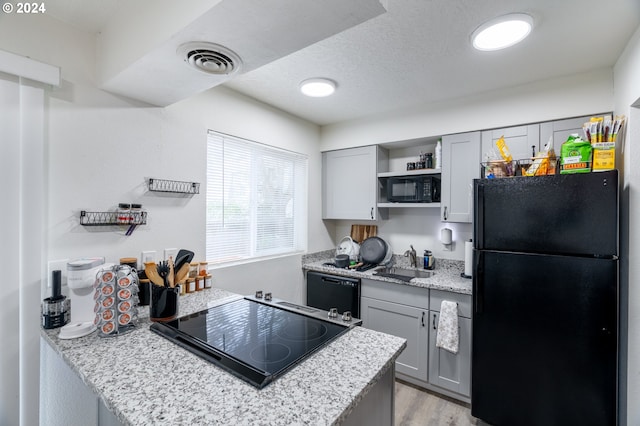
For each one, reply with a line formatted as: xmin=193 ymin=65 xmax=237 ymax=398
xmin=359 ymin=236 xmax=387 ymax=264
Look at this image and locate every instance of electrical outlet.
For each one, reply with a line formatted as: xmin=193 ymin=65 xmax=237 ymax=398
xmin=47 ymin=259 xmax=69 ymax=288
xmin=141 ymin=250 xmax=156 ymax=265
xmin=164 ymin=248 xmax=178 ymax=261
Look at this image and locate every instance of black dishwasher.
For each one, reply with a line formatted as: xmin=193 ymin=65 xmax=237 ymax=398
xmin=306 ymin=271 xmax=360 ymax=318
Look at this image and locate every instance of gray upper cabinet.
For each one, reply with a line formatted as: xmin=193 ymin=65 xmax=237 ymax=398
xmin=441 ymin=132 xmax=481 ymax=223
xmin=539 ymin=115 xmax=595 ymax=149
xmin=322 ymin=145 xmax=387 ymax=220
xmin=481 ymin=124 xmax=540 ymax=162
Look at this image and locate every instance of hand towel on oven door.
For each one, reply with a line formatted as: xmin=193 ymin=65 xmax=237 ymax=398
xmin=436 ymin=300 xmax=459 ymax=354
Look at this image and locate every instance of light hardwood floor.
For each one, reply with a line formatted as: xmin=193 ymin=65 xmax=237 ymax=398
xmin=394 ymin=380 xmax=479 ymax=426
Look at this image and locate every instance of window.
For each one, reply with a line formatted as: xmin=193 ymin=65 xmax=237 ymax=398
xmin=206 ymin=131 xmax=308 ymax=265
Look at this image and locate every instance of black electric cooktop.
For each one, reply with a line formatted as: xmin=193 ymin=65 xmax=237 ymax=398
xmin=150 ymin=296 xmax=356 ymax=389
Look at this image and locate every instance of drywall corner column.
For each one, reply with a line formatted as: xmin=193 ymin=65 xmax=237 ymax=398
xmin=20 ymin=79 xmax=45 ymax=426
xmin=0 ymin=48 xmax=58 ymax=426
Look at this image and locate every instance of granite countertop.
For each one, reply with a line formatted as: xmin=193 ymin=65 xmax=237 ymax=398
xmin=41 ymin=288 xmax=406 ymax=426
xmin=302 ymin=250 xmax=472 ymax=295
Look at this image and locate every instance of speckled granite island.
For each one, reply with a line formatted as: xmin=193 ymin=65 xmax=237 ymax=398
xmin=40 ymin=288 xmax=406 ymax=426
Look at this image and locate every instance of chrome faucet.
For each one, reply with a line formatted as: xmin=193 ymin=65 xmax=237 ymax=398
xmin=404 ymin=245 xmax=417 ymax=267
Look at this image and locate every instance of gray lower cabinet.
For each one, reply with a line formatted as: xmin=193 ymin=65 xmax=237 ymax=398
xmin=428 ymin=312 xmax=471 ymax=397
xmin=360 ymin=296 xmax=428 ymax=381
xmin=428 ymin=290 xmax=472 ymax=399
xmin=360 ymin=279 xmax=472 ymax=402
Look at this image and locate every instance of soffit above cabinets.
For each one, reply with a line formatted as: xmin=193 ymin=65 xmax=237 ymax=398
xmin=94 ymin=0 xmax=387 ymax=107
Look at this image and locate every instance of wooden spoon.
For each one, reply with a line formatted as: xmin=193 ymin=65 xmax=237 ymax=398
xmin=168 ymin=256 xmax=174 ymax=288
xmin=174 ymin=263 xmax=190 ymax=285
xmin=144 ymin=262 xmax=164 ymax=287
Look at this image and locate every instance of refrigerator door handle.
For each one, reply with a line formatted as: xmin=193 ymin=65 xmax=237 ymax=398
xmin=474 ymin=182 xmax=484 ymax=249
xmin=474 ymin=250 xmax=483 ymax=314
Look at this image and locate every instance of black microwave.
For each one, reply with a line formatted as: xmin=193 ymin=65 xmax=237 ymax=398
xmin=387 ymin=175 xmax=441 ymax=203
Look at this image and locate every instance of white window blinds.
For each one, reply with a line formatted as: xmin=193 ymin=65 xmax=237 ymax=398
xmin=206 ymin=131 xmax=308 ymax=265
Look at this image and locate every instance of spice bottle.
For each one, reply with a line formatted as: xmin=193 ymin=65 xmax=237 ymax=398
xmin=188 ymin=263 xmax=198 ymax=278
xmin=195 ymin=276 xmax=204 ymax=291
xmin=130 ymin=203 xmax=143 ymax=224
xmin=198 ymin=262 xmax=208 ymax=276
xmin=204 ymin=274 xmax=212 ymax=289
xmin=186 ymin=277 xmax=196 ymax=294
xmin=117 ymin=203 xmax=131 ymax=224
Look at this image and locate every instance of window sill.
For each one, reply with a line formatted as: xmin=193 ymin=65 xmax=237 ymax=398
xmin=208 ymin=251 xmax=305 ymax=270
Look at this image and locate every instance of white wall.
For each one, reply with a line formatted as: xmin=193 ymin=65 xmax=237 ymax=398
xmin=614 ymin=25 xmax=640 ymax=426
xmin=333 ymin=212 xmax=471 ymax=263
xmin=320 ymin=68 xmax=614 ymax=151
xmin=0 ymin=13 xmax=332 ymax=424
xmin=0 ymin=13 xmax=332 ymax=304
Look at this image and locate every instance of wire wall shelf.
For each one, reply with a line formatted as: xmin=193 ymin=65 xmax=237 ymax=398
xmin=148 ymin=178 xmax=200 ymax=194
xmin=80 ymin=211 xmax=147 ymax=235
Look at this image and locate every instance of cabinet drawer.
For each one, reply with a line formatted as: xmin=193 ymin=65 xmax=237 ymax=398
xmin=361 ymin=278 xmax=429 ymax=310
xmin=429 ymin=290 xmax=472 ymax=318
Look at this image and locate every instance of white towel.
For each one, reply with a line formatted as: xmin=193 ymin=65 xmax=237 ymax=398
xmin=436 ymin=300 xmax=459 ymax=354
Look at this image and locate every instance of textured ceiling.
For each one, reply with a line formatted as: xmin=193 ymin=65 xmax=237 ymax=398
xmin=45 ymin=0 xmax=640 ymax=126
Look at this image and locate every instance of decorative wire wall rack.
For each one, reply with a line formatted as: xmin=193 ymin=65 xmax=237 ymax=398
xmin=80 ymin=211 xmax=147 ymax=236
xmin=148 ymin=178 xmax=200 ymax=194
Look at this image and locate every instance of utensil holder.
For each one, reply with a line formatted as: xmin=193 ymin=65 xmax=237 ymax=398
xmin=149 ymin=285 xmax=179 ymax=322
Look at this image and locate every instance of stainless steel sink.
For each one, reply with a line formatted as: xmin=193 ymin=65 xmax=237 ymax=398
xmin=373 ymin=267 xmax=435 ymax=281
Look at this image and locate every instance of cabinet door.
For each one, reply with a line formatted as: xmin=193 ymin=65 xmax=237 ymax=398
xmin=441 ymin=132 xmax=480 ymax=223
xmin=323 ymin=146 xmax=379 ymax=220
xmin=428 ymin=312 xmax=471 ymax=397
xmin=539 ymin=114 xmax=596 ymax=149
xmin=361 ymin=296 xmax=428 ymax=381
xmin=481 ymin=124 xmax=540 ymax=161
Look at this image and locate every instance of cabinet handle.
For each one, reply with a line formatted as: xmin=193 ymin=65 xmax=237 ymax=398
xmin=370 ymin=207 xmax=374 ymax=219
xmin=432 ymin=313 xmax=437 ymax=330
xmin=443 ymin=206 xmax=448 ymax=221
xmin=421 ymin=312 xmax=425 ymax=327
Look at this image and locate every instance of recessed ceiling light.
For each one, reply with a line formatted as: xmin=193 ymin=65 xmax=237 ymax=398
xmin=472 ymin=13 xmax=533 ymax=51
xmin=300 ymin=78 xmax=336 ymax=97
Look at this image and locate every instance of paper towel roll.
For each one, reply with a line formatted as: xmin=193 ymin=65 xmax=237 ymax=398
xmin=464 ymin=240 xmax=473 ymax=277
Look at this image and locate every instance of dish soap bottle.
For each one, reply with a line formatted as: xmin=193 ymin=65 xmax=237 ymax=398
xmin=423 ymin=250 xmax=435 ymax=270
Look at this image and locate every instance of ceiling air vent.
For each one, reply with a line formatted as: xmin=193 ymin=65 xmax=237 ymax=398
xmin=177 ymin=42 xmax=242 ymax=76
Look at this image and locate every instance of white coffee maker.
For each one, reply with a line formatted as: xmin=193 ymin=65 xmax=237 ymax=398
xmin=59 ymin=257 xmax=112 ymax=339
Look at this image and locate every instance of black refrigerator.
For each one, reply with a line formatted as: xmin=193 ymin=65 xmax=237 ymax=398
xmin=472 ymin=170 xmax=618 ymax=426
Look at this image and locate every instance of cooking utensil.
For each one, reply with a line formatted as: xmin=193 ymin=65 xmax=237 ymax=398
xmin=144 ymin=262 xmax=164 ymax=287
xmin=157 ymin=261 xmax=170 ymax=287
xmin=174 ymin=263 xmax=190 ymax=285
xmin=335 ymin=254 xmax=350 ymax=268
xmin=360 ymin=236 xmax=388 ymax=264
xmin=168 ymin=256 xmax=175 ymax=288
xmin=174 ymin=249 xmax=194 ymax=272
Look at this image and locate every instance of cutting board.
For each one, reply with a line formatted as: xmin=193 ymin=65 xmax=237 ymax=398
xmin=350 ymin=225 xmax=377 ymax=243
